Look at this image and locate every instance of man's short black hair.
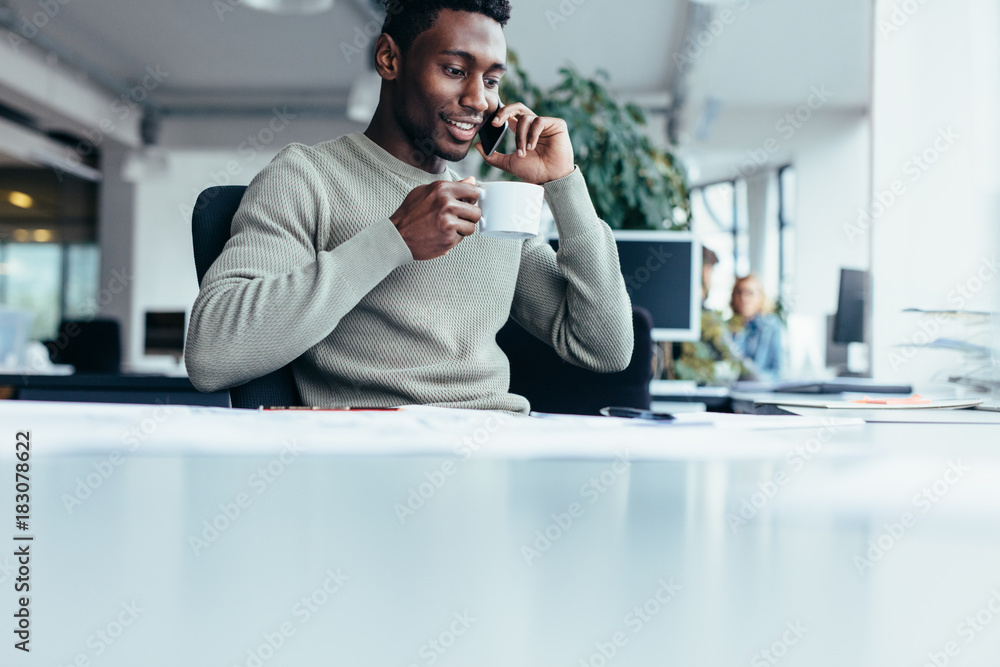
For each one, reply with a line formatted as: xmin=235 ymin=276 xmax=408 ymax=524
xmin=379 ymin=0 xmax=512 ymax=54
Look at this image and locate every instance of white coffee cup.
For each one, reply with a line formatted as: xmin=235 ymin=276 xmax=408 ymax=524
xmin=476 ymin=181 xmax=545 ymax=239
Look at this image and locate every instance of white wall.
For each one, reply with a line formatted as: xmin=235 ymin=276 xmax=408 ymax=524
xmin=791 ymin=115 xmax=871 ymax=319
xmin=685 ymin=109 xmax=871 ymax=319
xmin=870 ymin=0 xmax=1000 ymax=384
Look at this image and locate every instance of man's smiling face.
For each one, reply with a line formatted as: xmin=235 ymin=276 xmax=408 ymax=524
xmin=391 ymin=9 xmax=507 ymax=163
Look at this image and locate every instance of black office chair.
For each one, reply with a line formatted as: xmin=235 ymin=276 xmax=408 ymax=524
xmin=191 ymin=186 xmax=303 ymax=409
xmin=45 ymin=319 xmax=122 ymax=373
xmin=497 ymin=306 xmax=654 ymax=416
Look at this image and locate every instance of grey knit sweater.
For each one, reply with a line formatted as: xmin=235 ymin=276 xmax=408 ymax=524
xmin=185 ymin=132 xmax=633 ymax=413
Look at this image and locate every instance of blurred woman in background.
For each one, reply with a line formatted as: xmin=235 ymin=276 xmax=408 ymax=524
xmin=729 ymin=274 xmax=784 ymax=380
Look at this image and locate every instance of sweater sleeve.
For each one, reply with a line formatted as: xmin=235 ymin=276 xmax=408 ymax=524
xmin=508 ymin=167 xmax=634 ymax=373
xmin=185 ymin=144 xmax=413 ymax=393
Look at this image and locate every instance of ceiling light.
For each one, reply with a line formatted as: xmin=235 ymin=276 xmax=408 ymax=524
xmin=7 ymin=191 xmax=33 ymax=209
xmin=242 ymin=0 xmax=335 ymax=15
xmin=32 ymin=229 xmax=52 ymax=242
xmin=12 ymin=229 xmax=30 ymax=242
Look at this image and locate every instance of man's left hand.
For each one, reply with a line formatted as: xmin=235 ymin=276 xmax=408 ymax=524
xmin=475 ymin=103 xmax=575 ymax=185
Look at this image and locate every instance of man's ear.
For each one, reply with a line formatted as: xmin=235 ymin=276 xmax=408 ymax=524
xmin=373 ymin=33 xmax=402 ymax=81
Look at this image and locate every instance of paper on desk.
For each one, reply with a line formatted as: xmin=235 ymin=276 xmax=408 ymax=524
xmin=755 ymin=397 xmax=984 ymax=410
xmin=782 ymin=405 xmax=1000 ymax=424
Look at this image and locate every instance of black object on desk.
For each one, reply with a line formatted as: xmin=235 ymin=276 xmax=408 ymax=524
xmin=46 ymin=319 xmax=122 ymax=373
xmin=600 ymin=406 xmax=675 ymax=421
xmin=0 ymin=373 xmax=230 ymax=407
xmin=768 ymin=379 xmax=912 ymax=394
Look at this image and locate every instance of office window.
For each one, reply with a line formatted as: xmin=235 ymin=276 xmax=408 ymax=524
xmin=777 ymin=165 xmax=796 ymax=312
xmin=0 ymin=242 xmax=100 ymax=340
xmin=690 ymin=179 xmax=749 ymax=314
xmin=64 ymin=244 xmax=101 ymax=319
xmin=1 ymin=243 xmax=62 ymax=339
xmin=0 ymin=168 xmax=99 ymax=341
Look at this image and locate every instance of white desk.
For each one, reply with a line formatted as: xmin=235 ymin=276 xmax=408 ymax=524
xmin=4 ymin=401 xmax=1000 ymax=666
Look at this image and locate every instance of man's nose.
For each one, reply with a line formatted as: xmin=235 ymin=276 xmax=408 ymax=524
xmin=461 ymin=80 xmax=490 ymax=113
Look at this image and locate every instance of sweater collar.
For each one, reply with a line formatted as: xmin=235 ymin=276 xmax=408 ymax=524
xmin=347 ymin=132 xmax=460 ymax=185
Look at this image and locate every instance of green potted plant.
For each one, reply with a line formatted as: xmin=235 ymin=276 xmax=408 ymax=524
xmin=479 ymin=50 xmax=691 ymax=230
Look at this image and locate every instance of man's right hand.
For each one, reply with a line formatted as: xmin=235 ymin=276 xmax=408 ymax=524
xmin=390 ymin=177 xmax=481 ymax=261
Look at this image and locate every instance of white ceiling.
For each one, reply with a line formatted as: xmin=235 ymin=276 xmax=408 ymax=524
xmin=1 ymin=0 xmax=871 ymax=158
xmin=683 ymin=0 xmax=871 ymax=109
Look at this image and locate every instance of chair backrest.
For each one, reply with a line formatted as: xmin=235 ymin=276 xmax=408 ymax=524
xmin=48 ymin=319 xmax=122 ymax=373
xmin=497 ymin=306 xmax=654 ymax=416
xmin=191 ymin=186 xmax=303 ymax=409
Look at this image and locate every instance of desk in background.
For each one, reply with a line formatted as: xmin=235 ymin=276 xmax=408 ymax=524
xmin=0 ymin=373 xmax=230 ymax=406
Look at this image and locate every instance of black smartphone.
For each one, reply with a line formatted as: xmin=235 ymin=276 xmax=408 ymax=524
xmin=478 ymin=102 xmax=508 ymax=156
xmin=600 ymin=406 xmax=676 ymax=422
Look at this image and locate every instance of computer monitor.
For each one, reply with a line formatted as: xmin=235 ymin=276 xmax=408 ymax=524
xmin=144 ymin=311 xmax=186 ymax=358
xmin=833 ymin=268 xmax=868 ymax=344
xmin=550 ymin=231 xmax=702 ymax=342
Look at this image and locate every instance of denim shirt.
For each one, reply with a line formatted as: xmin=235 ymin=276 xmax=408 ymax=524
xmin=731 ymin=313 xmax=783 ymax=379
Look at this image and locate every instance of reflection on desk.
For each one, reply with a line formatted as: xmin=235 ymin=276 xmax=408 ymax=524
xmin=5 ymin=401 xmax=1000 ymax=665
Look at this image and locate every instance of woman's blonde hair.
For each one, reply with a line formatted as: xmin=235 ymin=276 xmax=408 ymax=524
xmin=730 ymin=273 xmax=774 ymax=316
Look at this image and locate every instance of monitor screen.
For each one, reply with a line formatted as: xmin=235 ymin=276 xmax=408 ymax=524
xmin=144 ymin=311 xmax=186 ymax=357
xmin=833 ymin=269 xmax=868 ymax=344
xmin=550 ymin=231 xmax=701 ymax=341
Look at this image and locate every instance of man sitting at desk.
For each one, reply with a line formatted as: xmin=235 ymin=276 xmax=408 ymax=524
xmin=185 ymin=0 xmax=633 ymax=414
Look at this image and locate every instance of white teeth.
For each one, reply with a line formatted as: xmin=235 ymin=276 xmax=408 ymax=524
xmin=447 ymin=120 xmax=475 ymax=131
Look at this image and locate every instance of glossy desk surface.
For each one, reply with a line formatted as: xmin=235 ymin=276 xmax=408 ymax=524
xmin=2 ymin=401 xmax=999 ymax=666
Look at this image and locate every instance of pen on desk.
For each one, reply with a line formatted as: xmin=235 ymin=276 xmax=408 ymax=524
xmin=260 ymin=406 xmax=403 ymax=412
xmin=599 ymin=406 xmax=675 ymax=421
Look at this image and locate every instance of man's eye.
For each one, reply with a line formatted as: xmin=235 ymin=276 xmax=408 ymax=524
xmin=445 ymin=67 xmax=464 ymax=76
xmin=485 ymin=79 xmax=500 ymax=88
